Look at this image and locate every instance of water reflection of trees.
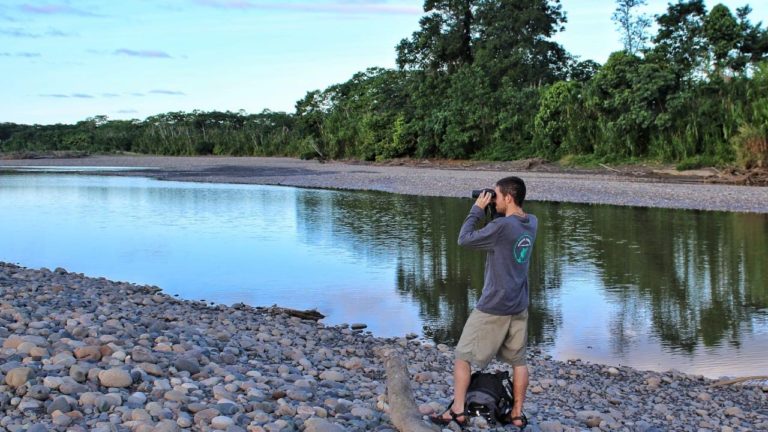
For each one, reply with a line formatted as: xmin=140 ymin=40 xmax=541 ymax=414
xmin=581 ymin=206 xmax=768 ymax=352
xmin=295 ymin=190 xmax=483 ymax=342
xmin=294 ymin=190 xmax=767 ymax=351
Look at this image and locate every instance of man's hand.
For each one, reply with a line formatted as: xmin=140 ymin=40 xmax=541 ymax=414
xmin=474 ymin=191 xmax=493 ymax=209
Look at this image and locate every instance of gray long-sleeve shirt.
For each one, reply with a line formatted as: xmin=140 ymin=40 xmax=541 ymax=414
xmin=458 ymin=205 xmax=538 ymax=316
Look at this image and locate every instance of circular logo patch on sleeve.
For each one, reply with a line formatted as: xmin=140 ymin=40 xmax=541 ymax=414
xmin=513 ymin=234 xmax=533 ymax=264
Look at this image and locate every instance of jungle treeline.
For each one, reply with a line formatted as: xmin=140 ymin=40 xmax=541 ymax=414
xmin=2 ymin=0 xmax=767 ymax=168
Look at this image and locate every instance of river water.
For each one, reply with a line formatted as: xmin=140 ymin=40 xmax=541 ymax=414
xmin=1 ymin=173 xmax=766 ymax=378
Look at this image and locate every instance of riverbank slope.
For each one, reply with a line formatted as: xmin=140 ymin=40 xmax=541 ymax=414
xmin=1 ymin=263 xmax=766 ymax=431
xmin=1 ymin=155 xmax=767 ymax=213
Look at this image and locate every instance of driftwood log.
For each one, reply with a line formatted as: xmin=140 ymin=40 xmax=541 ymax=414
xmin=266 ymin=306 xmax=325 ymax=321
xmin=384 ymin=351 xmax=440 ymax=432
xmin=710 ymin=375 xmax=768 ymax=387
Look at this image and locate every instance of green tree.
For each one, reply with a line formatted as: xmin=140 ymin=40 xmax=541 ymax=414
xmin=396 ymin=0 xmax=474 ymax=73
xmin=651 ymin=0 xmax=707 ymax=84
xmin=590 ymin=51 xmax=677 ymax=157
xmin=439 ymin=65 xmax=495 ymax=158
xmin=534 ymin=81 xmax=597 ymax=157
xmin=704 ymin=4 xmax=743 ymax=76
xmin=294 ymin=90 xmax=330 ymax=159
xmin=568 ymin=59 xmax=601 ymax=82
xmin=612 ymin=0 xmax=651 ymax=55
xmin=402 ymin=71 xmax=452 ymax=157
xmin=732 ymin=62 xmax=768 ymax=168
xmin=473 ymin=0 xmax=569 ymax=88
xmin=738 ymin=6 xmax=768 ymax=68
xmin=482 ymin=85 xmax=541 ymax=160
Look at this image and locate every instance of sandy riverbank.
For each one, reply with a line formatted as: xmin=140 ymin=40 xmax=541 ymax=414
xmin=1 ymin=263 xmax=766 ymax=431
xmin=1 ymin=155 xmax=767 ymax=213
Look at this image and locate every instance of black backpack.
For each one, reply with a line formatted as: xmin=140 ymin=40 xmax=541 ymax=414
xmin=464 ymin=370 xmax=515 ymax=425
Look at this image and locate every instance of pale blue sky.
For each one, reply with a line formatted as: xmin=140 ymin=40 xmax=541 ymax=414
xmin=1 ymin=0 xmax=765 ymax=125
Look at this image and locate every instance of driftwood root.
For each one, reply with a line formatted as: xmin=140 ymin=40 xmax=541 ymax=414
xmin=383 ymin=351 xmax=440 ymax=432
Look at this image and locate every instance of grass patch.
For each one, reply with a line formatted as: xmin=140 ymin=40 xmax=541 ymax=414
xmin=675 ymin=155 xmax=720 ymax=171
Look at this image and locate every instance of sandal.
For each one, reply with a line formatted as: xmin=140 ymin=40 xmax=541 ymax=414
xmin=507 ymin=411 xmax=528 ymax=429
xmin=429 ymin=408 xmax=468 ymax=428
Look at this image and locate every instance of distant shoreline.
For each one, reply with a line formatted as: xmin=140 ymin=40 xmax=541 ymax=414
xmin=2 ymin=155 xmax=768 ymax=213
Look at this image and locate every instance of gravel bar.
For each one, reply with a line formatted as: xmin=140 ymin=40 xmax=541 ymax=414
xmin=1 ymin=263 xmax=766 ymax=432
xmin=1 ymin=156 xmax=767 ymax=214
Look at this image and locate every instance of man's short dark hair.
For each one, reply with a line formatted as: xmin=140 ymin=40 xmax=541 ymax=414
xmin=496 ymin=176 xmax=526 ymax=207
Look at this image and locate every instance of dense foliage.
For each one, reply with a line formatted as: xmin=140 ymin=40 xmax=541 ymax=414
xmin=2 ymin=0 xmax=767 ymax=167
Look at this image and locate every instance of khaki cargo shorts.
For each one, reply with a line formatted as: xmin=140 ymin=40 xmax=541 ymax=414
xmin=455 ymin=308 xmax=528 ymax=368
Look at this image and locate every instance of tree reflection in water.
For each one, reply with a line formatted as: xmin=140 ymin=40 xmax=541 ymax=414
xmin=295 ymin=190 xmax=767 ymax=363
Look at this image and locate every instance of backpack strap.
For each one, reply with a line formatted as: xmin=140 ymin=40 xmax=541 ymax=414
xmin=500 ymin=371 xmax=514 ymax=402
xmin=498 ymin=372 xmax=516 ymax=424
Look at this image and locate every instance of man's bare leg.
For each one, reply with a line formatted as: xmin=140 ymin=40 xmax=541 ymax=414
xmin=437 ymin=359 xmax=471 ymax=422
xmin=510 ymin=364 xmax=529 ymax=426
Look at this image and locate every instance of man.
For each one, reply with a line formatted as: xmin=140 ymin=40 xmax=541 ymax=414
xmin=432 ymin=176 xmax=537 ymax=429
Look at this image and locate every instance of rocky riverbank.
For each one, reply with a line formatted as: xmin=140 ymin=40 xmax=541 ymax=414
xmin=1 ymin=262 xmax=766 ymax=432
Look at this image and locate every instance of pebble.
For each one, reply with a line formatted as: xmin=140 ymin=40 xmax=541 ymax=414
xmin=0 ymin=262 xmax=764 ymax=432
xmin=155 ymin=419 xmax=180 ymax=432
xmin=138 ymin=362 xmax=164 ymax=376
xmin=47 ymin=396 xmax=72 ymax=414
xmin=216 ymin=402 xmax=239 ymax=415
xmin=27 ymin=385 xmax=50 ymax=400
xmin=98 ymin=368 xmax=133 ymax=388
xmin=210 ymin=415 xmax=234 ymax=430
xmin=539 ymin=420 xmax=563 ymax=432
xmin=163 ymin=390 xmax=189 ymax=403
xmin=304 ymin=417 xmax=345 ymax=432
xmin=177 ymin=415 xmax=193 ymax=428
xmin=5 ymin=367 xmax=33 ymax=388
xmin=297 ymin=405 xmax=316 ymax=416
xmin=69 ymin=364 xmax=89 ymax=382
xmin=52 ymin=412 xmax=72 ymax=426
xmin=319 ymin=371 xmax=345 ymax=382
xmin=131 ymin=346 xmax=157 ymax=363
xmin=174 ymin=358 xmax=201 ymax=374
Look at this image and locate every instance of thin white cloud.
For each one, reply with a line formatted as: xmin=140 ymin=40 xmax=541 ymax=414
xmin=0 ymin=12 xmax=17 ymax=22
xmin=40 ymin=90 xmax=187 ymax=98
xmin=116 ymin=109 xmax=139 ymax=114
xmin=114 ymin=48 xmax=172 ymax=58
xmin=18 ymin=3 xmax=102 ymax=17
xmin=0 ymin=27 xmax=76 ymax=38
xmin=193 ymin=0 xmax=421 ymax=15
xmin=0 ymin=51 xmax=40 ymax=57
xmin=0 ymin=27 xmax=38 ymax=37
xmin=149 ymin=89 xmax=185 ymax=95
xmin=38 ymin=93 xmax=94 ymax=98
xmin=45 ymin=28 xmax=75 ymax=37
